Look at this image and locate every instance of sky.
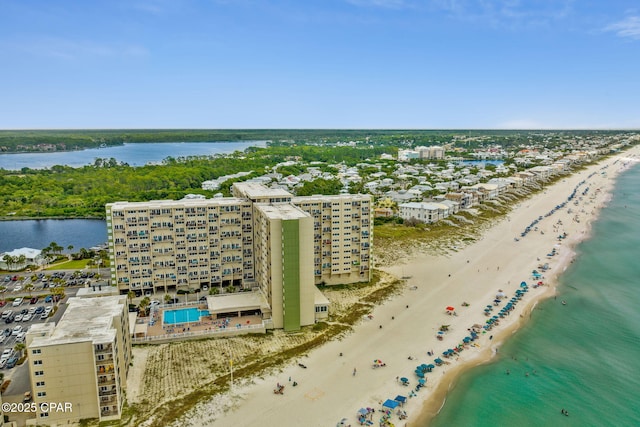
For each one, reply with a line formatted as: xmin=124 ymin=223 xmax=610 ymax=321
xmin=0 ymin=0 xmax=639 ymax=129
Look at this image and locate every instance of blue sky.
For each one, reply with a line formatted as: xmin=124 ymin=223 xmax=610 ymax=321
xmin=1 ymin=0 xmax=639 ymax=129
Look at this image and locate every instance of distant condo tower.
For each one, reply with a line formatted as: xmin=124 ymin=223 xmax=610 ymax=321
xmin=105 ymin=183 xmax=373 ymax=331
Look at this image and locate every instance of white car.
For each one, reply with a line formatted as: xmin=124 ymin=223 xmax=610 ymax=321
xmin=14 ymin=314 xmax=23 ymax=322
xmin=12 ymin=297 xmax=23 ymax=307
xmin=12 ymin=325 xmax=22 ymax=335
xmin=13 ymin=285 xmax=22 ymax=292
xmin=22 ymin=313 xmax=32 ymax=322
xmin=1 ymin=348 xmax=12 ymax=360
xmin=1 ymin=310 xmax=12 ymax=319
xmin=15 ymin=331 xmax=26 ymax=342
xmin=44 ymin=306 xmax=53 ymax=315
xmin=0 ymin=334 xmax=5 ymax=344
xmin=28 ymin=307 xmax=37 ymax=315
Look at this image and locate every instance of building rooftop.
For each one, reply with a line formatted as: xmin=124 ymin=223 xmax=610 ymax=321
xmin=29 ymin=296 xmax=126 ymax=347
xmin=254 ymin=203 xmax=310 ymax=220
xmin=107 ymin=197 xmax=249 ymax=209
xmin=233 ymin=182 xmax=293 ymax=199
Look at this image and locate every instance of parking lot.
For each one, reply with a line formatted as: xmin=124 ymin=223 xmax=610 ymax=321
xmin=1 ymin=268 xmax=106 ymax=376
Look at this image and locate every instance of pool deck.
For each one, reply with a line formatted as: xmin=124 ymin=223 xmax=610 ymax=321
xmin=140 ymin=304 xmax=264 ymax=340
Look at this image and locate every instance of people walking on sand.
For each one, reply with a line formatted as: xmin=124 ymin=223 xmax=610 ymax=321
xmin=353 ymin=368 xmax=357 ymax=376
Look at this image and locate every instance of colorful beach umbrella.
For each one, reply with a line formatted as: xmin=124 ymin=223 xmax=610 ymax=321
xmin=446 ymin=306 xmax=455 ymax=311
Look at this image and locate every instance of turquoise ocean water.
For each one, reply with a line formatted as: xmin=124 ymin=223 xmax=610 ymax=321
xmin=429 ymin=162 xmax=640 ymax=427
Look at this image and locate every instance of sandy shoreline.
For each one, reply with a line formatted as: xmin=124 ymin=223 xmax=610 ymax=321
xmin=174 ymin=148 xmax=640 ymax=427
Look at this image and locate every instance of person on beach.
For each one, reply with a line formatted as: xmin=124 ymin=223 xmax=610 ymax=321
xmin=353 ymin=368 xmax=357 ymax=376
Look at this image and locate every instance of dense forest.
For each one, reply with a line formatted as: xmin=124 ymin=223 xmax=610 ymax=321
xmin=0 ymin=145 xmax=392 ymax=218
xmin=0 ymin=129 xmax=629 ymax=153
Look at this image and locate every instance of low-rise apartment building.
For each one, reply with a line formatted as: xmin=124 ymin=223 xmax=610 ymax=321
xmin=25 ymin=296 xmax=131 ymax=425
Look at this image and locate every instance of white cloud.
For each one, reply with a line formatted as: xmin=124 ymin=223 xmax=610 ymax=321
xmin=603 ymin=16 xmax=640 ymax=40
xmin=428 ymin=0 xmax=573 ymax=29
xmin=2 ymin=37 xmax=149 ymax=60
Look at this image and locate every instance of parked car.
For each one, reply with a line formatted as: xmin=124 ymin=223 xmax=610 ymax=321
xmin=1 ymin=310 xmax=12 ymax=319
xmin=28 ymin=307 xmax=37 ymax=315
xmin=44 ymin=295 xmax=53 ymax=303
xmin=22 ymin=313 xmax=32 ymax=322
xmin=4 ymin=315 xmax=14 ymax=324
xmin=12 ymin=325 xmax=23 ymax=335
xmin=30 ymin=297 xmax=38 ymax=304
xmin=13 ymin=285 xmax=22 ymax=292
xmin=35 ymin=306 xmax=45 ymax=314
xmin=23 ymin=391 xmax=32 ymax=402
xmin=6 ymin=356 xmax=19 ymax=368
xmin=12 ymin=297 xmax=23 ymax=307
xmin=3 ymin=328 xmax=11 ymax=337
xmin=0 ymin=359 xmax=7 ymax=369
xmin=40 ymin=312 xmax=49 ymax=320
xmin=0 ymin=348 xmax=13 ymax=360
xmin=16 ymin=331 xmax=26 ymax=342
xmin=14 ymin=314 xmax=23 ymax=322
xmin=0 ymin=334 xmax=4 ymax=344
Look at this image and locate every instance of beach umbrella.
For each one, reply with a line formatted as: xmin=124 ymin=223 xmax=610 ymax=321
xmin=493 ymin=299 xmax=501 ymax=303
xmin=446 ymin=306 xmax=455 ymax=311
xmin=484 ymin=308 xmax=491 ymax=313
xmin=496 ymin=291 xmax=507 ymax=298
xmin=418 ymin=378 xmax=426 ymax=385
xmin=400 ymin=377 xmax=409 ymax=383
xmin=358 ymin=408 xmax=368 ymax=416
xmin=463 ymin=337 xmax=471 ymax=343
xmin=521 ymin=281 xmax=528 ymax=287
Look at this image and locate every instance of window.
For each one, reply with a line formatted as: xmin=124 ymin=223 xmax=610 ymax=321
xmin=36 ymin=381 xmax=45 ymax=387
xmin=37 ymin=391 xmax=47 ymax=397
xmin=33 ymin=360 xmax=43 ymax=365
xmin=32 ymin=349 xmax=42 ymax=355
xmin=35 ymin=371 xmax=44 ymax=376
xmin=40 ymin=413 xmax=49 ymax=418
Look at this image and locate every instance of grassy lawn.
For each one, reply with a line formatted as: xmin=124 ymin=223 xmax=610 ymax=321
xmin=45 ymin=259 xmax=91 ymax=270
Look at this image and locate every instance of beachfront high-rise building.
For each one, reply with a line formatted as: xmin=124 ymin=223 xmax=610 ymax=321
xmin=291 ymin=194 xmax=372 ymax=285
xmin=25 ymin=296 xmax=131 ymax=425
xmin=106 ymin=184 xmax=373 ymax=330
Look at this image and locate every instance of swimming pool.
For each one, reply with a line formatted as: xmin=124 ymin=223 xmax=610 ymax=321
xmin=163 ymin=307 xmax=210 ymax=325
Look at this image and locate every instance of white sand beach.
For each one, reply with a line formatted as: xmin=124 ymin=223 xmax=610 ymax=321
xmin=174 ymin=147 xmax=640 ymax=427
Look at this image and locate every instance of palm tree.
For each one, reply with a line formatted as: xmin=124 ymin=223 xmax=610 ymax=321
xmin=17 ymin=255 xmax=26 ymax=270
xmin=24 ymin=284 xmax=34 ymax=298
xmin=2 ymin=254 xmax=13 ymax=271
xmin=14 ymin=342 xmax=25 ymax=358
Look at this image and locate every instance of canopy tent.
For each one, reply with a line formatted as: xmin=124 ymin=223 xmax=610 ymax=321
xmin=394 ymin=395 xmax=407 ymax=405
xmin=382 ymin=399 xmax=400 ymax=410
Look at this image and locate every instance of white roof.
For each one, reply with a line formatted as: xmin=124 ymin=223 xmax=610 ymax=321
xmin=1 ymin=247 xmax=41 ymax=258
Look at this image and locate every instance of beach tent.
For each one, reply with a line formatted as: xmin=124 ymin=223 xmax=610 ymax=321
xmin=382 ymin=399 xmax=400 ymax=410
xmin=394 ymin=395 xmax=407 ymax=406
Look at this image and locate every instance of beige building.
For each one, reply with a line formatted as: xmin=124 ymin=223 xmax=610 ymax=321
xmin=291 ymin=194 xmax=372 ymax=285
xmin=25 ymin=296 xmax=131 ymax=425
xmin=106 ymin=184 xmax=373 ymax=330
